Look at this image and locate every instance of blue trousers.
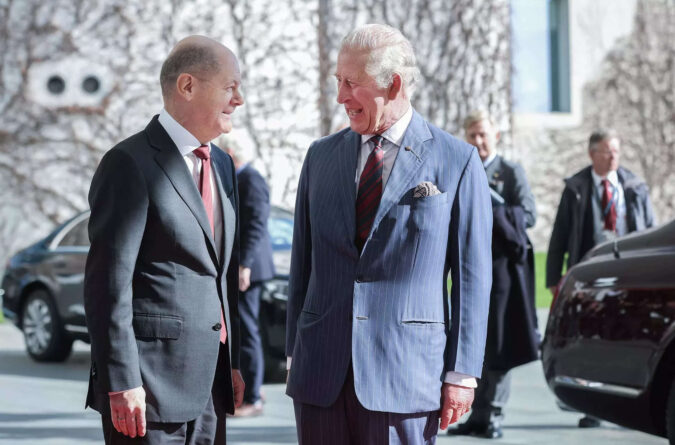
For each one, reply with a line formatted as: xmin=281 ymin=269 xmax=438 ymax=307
xmin=239 ymin=282 xmax=264 ymax=404
xmin=293 ymin=366 xmax=439 ymax=444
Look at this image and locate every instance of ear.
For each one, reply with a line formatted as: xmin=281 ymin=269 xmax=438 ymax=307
xmin=176 ymin=73 xmax=196 ymax=101
xmin=388 ymin=73 xmax=403 ymax=99
xmin=494 ymin=130 xmax=501 ymax=143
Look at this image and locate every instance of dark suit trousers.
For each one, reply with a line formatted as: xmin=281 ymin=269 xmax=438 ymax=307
xmin=466 ymin=367 xmax=511 ymax=426
xmin=239 ymin=282 xmax=264 ymax=404
xmin=293 ymin=367 xmax=439 ymax=444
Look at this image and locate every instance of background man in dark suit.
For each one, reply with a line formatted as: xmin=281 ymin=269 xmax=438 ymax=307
xmin=448 ymin=110 xmax=539 ymax=439
xmin=286 ymin=24 xmax=492 ymax=444
xmin=546 ymin=129 xmax=654 ymax=428
xmin=84 ymin=35 xmax=245 ymax=444
xmin=220 ymin=132 xmax=275 ymax=417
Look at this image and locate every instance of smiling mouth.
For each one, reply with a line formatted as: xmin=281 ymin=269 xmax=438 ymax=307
xmin=346 ymin=109 xmax=362 ymax=118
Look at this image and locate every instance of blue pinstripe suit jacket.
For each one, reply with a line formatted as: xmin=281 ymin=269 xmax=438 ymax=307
xmin=286 ymin=110 xmax=492 ymax=414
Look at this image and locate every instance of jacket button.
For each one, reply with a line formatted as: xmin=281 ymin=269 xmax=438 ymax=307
xmin=212 ymin=323 xmax=222 ymax=331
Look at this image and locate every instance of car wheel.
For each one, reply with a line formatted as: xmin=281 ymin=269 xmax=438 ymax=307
xmin=668 ymin=379 xmax=675 ymax=444
xmin=21 ymin=289 xmax=73 ymax=362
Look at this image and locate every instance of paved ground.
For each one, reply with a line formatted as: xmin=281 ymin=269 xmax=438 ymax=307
xmin=0 ymin=313 xmax=667 ymax=444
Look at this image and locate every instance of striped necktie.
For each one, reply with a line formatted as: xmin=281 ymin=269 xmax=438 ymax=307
xmin=355 ymin=135 xmax=384 ymax=252
xmin=601 ymin=178 xmax=617 ymax=232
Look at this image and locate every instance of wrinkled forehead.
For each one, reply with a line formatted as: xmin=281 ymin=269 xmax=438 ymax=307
xmin=336 ymin=49 xmax=371 ymax=77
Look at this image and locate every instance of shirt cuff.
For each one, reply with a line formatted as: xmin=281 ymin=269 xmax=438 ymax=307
xmin=287 ymin=357 xmax=292 ymax=370
xmin=444 ymin=371 xmax=477 ymax=388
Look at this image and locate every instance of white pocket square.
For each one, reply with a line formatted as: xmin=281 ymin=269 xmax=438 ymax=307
xmin=413 ymin=181 xmax=441 ymax=198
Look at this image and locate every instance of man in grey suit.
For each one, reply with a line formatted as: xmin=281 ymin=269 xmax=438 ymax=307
xmin=449 ymin=110 xmax=539 ymax=439
xmin=286 ymin=24 xmax=493 ymax=444
xmin=84 ymin=36 xmax=245 ymax=444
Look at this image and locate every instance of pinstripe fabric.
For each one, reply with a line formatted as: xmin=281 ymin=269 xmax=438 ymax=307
xmin=293 ymin=367 xmax=439 ymax=444
xmin=286 ymin=110 xmax=492 ymax=415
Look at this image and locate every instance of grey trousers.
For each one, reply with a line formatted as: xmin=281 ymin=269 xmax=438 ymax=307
xmin=466 ymin=369 xmax=511 ymax=426
xmin=293 ymin=367 xmax=439 ymax=445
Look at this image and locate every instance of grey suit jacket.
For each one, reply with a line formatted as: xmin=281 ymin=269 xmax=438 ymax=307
xmin=286 ymin=110 xmax=492 ymax=413
xmin=485 ymin=155 xmax=536 ymax=228
xmin=84 ymin=116 xmax=240 ymax=422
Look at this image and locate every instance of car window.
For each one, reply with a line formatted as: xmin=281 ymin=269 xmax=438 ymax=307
xmin=59 ymin=218 xmax=90 ymax=247
xmin=268 ymin=216 xmax=293 ymax=251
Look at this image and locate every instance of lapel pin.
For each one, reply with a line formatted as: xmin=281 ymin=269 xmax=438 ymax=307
xmin=404 ymin=146 xmax=421 ymax=161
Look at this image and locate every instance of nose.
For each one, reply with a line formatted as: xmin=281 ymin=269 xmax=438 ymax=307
xmin=336 ymin=82 xmax=348 ymax=104
xmin=233 ymin=89 xmax=244 ymax=107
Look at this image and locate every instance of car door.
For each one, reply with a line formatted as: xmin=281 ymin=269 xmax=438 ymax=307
xmin=46 ymin=215 xmax=90 ymax=335
xmin=556 ymin=248 xmax=675 ymax=392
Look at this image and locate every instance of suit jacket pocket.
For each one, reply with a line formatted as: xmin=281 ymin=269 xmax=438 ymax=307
xmin=411 ymin=192 xmax=451 ymax=232
xmin=401 ymin=319 xmax=446 ymax=330
xmin=133 ymin=313 xmax=183 ymax=340
xmin=412 ymin=191 xmax=449 ymax=208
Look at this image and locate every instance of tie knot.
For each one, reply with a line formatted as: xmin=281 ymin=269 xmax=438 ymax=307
xmin=370 ymin=135 xmax=384 ymax=150
xmin=193 ymin=145 xmax=210 ymax=161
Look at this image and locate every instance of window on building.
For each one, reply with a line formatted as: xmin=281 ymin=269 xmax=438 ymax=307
xmin=511 ymin=0 xmax=570 ymax=113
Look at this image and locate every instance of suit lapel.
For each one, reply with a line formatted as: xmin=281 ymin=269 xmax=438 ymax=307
xmin=338 ymin=130 xmax=360 ymax=245
xmin=146 ymin=117 xmax=219 ymax=263
xmin=485 ymin=155 xmax=502 ymax=178
xmin=211 ymin=152 xmax=236 ymax=273
xmin=369 ymin=110 xmax=432 ymax=237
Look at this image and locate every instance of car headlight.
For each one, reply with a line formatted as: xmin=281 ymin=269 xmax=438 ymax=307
xmin=262 ymin=278 xmax=289 ymax=302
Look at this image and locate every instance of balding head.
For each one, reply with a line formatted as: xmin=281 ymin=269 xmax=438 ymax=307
xmin=159 ymin=35 xmax=244 ymax=144
xmin=160 ymin=36 xmax=234 ymax=100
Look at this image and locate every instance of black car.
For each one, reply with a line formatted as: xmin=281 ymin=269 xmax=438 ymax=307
xmin=542 ymin=219 xmax=675 ymax=443
xmin=1 ymin=208 xmax=292 ymax=379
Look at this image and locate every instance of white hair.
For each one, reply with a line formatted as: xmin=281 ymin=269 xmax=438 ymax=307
xmin=216 ymin=129 xmax=256 ymax=164
xmin=340 ymin=24 xmax=421 ymax=98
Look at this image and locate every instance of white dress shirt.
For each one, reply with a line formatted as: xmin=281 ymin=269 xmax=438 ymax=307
xmin=482 ymin=151 xmax=497 ymax=169
xmin=158 ymin=109 xmax=223 ymax=253
xmin=590 ymin=169 xmax=627 ymax=244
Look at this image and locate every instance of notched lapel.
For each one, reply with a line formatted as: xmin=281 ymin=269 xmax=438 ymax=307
xmin=369 ymin=111 xmax=433 ymax=238
xmin=147 ymin=119 xmax=219 ymax=262
xmin=212 ymin=156 xmax=236 ymax=272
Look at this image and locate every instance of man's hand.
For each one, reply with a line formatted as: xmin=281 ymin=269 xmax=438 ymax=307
xmin=439 ymin=383 xmax=474 ymax=430
xmin=109 ymin=387 xmax=146 ymax=438
xmin=239 ymin=266 xmax=251 ymax=292
xmin=232 ymin=369 xmax=245 ymax=408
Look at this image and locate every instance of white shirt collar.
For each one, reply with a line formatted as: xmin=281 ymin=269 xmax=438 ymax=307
xmin=360 ymin=106 xmax=413 ymax=147
xmin=158 ymin=108 xmax=210 ymax=156
xmin=591 ymin=168 xmax=619 ymax=188
xmin=483 ymin=152 xmax=498 ymax=168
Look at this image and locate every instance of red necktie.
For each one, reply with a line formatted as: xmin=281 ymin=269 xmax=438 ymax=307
xmin=193 ymin=145 xmax=227 ymax=344
xmin=355 ymin=135 xmax=384 ymax=252
xmin=601 ymin=179 xmax=617 ymax=232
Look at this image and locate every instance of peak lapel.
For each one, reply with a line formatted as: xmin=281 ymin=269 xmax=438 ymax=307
xmin=369 ymin=111 xmax=432 ymax=237
xmin=146 ymin=118 xmax=219 ymax=263
xmin=337 ymin=131 xmax=360 ymax=248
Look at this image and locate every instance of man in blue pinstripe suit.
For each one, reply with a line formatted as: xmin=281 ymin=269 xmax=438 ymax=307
xmin=286 ymin=24 xmax=493 ymax=444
